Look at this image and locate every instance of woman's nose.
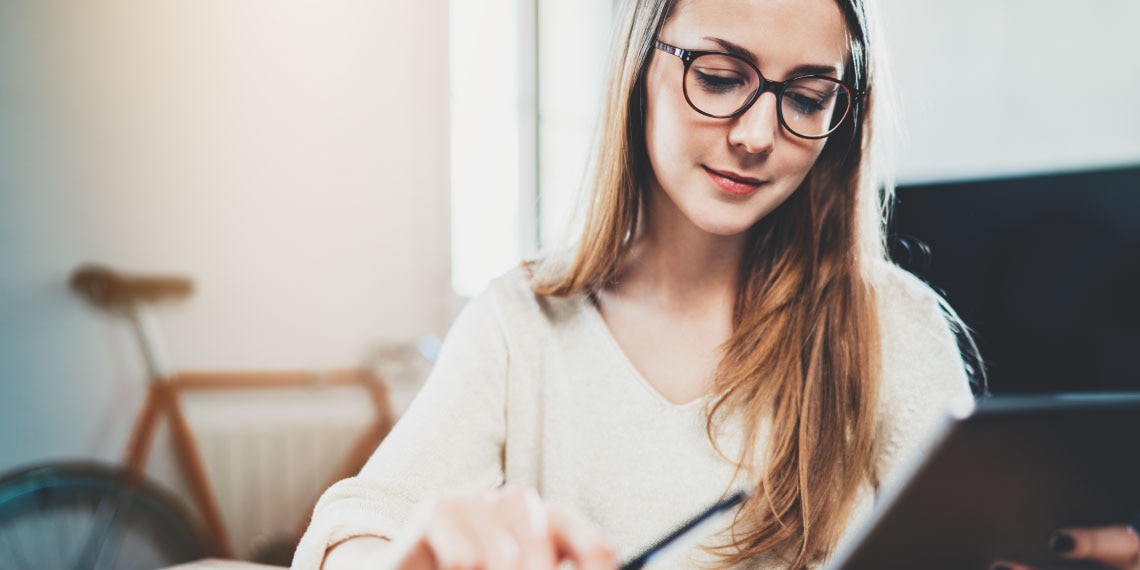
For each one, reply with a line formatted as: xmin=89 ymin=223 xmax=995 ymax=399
xmin=727 ymin=92 xmax=779 ymax=155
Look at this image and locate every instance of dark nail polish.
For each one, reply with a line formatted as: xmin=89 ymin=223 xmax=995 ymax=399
xmin=991 ymin=565 xmax=1013 ymax=570
xmin=1050 ymin=532 xmax=1076 ymax=553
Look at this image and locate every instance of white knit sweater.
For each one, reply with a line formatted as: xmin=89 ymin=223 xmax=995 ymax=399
xmin=292 ymin=262 xmax=973 ymax=569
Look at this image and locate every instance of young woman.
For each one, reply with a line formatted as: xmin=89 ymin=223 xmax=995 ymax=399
xmin=294 ymin=1 xmax=1139 ymax=569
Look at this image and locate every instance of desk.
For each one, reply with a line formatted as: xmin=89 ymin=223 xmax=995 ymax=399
xmin=160 ymin=559 xmax=286 ymax=570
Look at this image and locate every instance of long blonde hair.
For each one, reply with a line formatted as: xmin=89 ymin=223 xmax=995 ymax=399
xmin=532 ymin=0 xmax=899 ymax=566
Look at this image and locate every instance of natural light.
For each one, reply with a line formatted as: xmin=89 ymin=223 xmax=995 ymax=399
xmin=449 ymin=0 xmax=521 ymax=297
xmin=449 ymin=0 xmax=612 ymax=297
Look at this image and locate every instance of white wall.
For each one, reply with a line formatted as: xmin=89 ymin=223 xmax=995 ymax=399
xmin=0 ymin=0 xmax=453 ymax=486
xmin=882 ymin=0 xmax=1140 ymax=183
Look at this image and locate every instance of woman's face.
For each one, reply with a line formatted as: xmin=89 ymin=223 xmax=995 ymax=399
xmin=643 ymin=0 xmax=849 ymax=237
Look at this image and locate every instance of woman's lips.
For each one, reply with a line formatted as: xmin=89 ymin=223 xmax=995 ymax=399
xmin=704 ymin=166 xmax=765 ymax=197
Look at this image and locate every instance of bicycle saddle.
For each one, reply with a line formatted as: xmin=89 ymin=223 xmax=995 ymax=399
xmin=70 ymin=264 xmax=194 ymax=310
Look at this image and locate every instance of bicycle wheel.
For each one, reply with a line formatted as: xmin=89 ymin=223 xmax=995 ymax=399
xmin=0 ymin=462 xmax=213 ymax=570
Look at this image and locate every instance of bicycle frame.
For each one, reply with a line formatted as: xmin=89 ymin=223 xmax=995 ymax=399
xmin=79 ymin=268 xmax=397 ymax=560
xmin=123 ymin=366 xmax=395 ymax=558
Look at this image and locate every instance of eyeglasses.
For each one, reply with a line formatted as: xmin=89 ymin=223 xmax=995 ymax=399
xmin=654 ymin=40 xmax=863 ymax=140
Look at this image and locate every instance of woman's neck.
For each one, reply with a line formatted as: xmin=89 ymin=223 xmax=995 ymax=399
xmin=609 ymin=188 xmax=746 ymax=312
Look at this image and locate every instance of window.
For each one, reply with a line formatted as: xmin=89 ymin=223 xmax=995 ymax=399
xmin=449 ymin=0 xmax=613 ymax=297
xmin=448 ymin=0 xmax=526 ymax=297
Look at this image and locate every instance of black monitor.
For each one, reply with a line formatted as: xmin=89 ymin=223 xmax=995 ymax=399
xmin=889 ymin=165 xmax=1140 ymax=394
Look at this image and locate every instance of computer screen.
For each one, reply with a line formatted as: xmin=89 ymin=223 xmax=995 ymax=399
xmin=889 ymin=165 xmax=1140 ymax=394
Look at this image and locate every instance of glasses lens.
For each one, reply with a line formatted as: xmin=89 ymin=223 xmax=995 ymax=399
xmin=780 ymin=77 xmax=851 ymax=138
xmin=683 ymin=54 xmax=760 ymax=118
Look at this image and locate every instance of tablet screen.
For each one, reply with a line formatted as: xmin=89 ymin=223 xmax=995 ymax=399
xmin=828 ymin=393 xmax=1140 ymax=570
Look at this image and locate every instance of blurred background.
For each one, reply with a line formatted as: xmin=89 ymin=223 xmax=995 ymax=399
xmin=0 ymin=0 xmax=1137 ymax=563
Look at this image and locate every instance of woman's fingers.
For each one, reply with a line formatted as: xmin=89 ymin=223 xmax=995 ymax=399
xmin=988 ymin=524 xmax=1140 ymax=570
xmin=394 ymin=486 xmax=613 ymax=570
xmin=494 ymin=485 xmax=558 ymax=569
xmin=418 ymin=496 xmax=489 ymax=569
xmin=422 ymin=493 xmax=536 ymax=570
xmin=1048 ymin=525 xmax=1140 ymax=569
xmin=547 ymin=502 xmax=619 ymax=570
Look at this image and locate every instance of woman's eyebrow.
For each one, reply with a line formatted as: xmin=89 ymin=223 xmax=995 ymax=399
xmin=704 ymin=36 xmax=840 ymax=77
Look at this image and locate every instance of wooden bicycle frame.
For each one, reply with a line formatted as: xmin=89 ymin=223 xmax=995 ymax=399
xmin=122 ymin=368 xmax=396 ymax=558
xmin=68 ymin=265 xmax=399 ymax=559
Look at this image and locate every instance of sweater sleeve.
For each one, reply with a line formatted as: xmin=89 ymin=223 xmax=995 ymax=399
xmin=873 ymin=265 xmax=977 ymax=491
xmin=291 ymin=286 xmax=510 ymax=570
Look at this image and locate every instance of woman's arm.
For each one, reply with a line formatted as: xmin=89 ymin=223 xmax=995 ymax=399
xmin=294 ymin=285 xmax=515 ymax=569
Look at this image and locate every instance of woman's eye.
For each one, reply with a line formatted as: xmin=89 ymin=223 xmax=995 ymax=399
xmin=693 ymin=70 xmax=747 ymax=93
xmin=784 ymin=91 xmax=829 ymax=115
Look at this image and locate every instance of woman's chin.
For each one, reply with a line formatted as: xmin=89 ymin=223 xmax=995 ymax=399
xmin=682 ymin=196 xmax=782 ymax=238
xmin=692 ymin=217 xmax=758 ymax=238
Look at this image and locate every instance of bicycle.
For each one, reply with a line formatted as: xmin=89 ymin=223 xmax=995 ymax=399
xmin=0 ymin=265 xmax=398 ymax=569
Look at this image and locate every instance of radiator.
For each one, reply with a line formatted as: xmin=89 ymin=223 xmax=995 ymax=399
xmin=181 ymin=385 xmax=376 ymax=560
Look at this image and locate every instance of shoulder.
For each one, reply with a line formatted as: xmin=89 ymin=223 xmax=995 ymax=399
xmin=483 ymin=264 xmax=539 ymax=310
xmin=868 ymin=259 xmax=944 ymax=322
xmin=463 ymin=262 xmax=585 ymax=341
xmin=867 ymin=260 xmax=960 ymax=356
xmin=866 ymin=259 xmax=973 ymax=418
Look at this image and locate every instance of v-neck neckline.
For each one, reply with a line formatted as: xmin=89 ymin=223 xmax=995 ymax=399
xmin=577 ymin=291 xmax=710 ymax=411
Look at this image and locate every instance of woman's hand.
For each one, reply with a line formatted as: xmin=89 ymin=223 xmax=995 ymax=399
xmin=991 ymin=524 xmax=1140 ymax=570
xmin=325 ymin=484 xmax=618 ymax=570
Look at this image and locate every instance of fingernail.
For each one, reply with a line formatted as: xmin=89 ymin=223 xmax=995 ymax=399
xmin=991 ymin=565 xmax=1013 ymax=570
xmin=1049 ymin=532 xmax=1076 ymax=553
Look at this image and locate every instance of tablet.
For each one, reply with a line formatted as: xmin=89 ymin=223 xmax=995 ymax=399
xmin=827 ymin=392 xmax=1140 ymax=570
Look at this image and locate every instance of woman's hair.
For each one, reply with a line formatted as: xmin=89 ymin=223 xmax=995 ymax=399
xmin=531 ymin=0 xmax=900 ymax=567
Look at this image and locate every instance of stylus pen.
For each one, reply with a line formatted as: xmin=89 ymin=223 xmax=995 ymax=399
xmin=620 ymin=489 xmax=749 ymax=570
